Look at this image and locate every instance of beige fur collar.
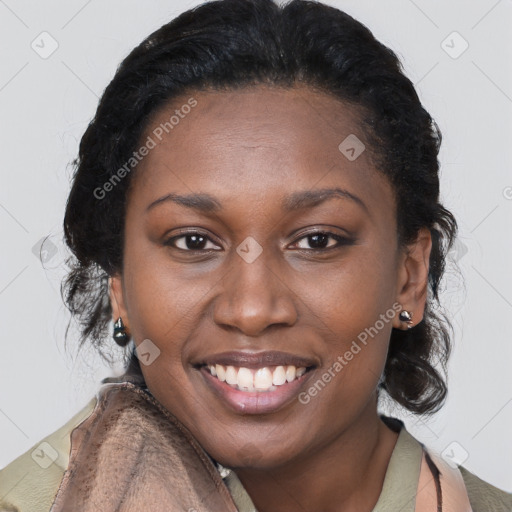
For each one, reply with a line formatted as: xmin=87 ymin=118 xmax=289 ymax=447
xmin=50 ymin=381 xmax=238 ymax=512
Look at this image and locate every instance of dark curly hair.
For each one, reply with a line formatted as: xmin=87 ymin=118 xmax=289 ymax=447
xmin=62 ymin=0 xmax=457 ymax=415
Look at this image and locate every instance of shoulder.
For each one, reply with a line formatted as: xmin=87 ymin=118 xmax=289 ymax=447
xmin=458 ymin=465 xmax=512 ymax=512
xmin=0 ymin=396 xmax=97 ymax=512
xmin=380 ymin=415 xmax=512 ymax=511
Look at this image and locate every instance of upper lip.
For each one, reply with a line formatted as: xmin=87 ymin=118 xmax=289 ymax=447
xmin=199 ymin=351 xmax=318 ymax=369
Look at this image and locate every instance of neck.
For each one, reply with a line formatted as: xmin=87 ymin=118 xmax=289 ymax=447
xmin=234 ymin=399 xmax=399 ymax=512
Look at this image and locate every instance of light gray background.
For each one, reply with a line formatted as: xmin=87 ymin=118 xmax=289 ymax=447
xmin=1 ymin=0 xmax=511 ymax=492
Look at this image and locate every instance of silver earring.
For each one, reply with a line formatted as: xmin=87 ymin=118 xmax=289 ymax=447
xmin=399 ymin=310 xmax=413 ymax=329
xmin=113 ymin=317 xmax=130 ymax=346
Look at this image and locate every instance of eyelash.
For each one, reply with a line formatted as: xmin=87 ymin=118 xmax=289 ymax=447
xmin=164 ymin=230 xmax=354 ymax=253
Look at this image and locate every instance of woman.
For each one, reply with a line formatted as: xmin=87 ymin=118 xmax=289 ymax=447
xmin=0 ymin=0 xmax=510 ymax=510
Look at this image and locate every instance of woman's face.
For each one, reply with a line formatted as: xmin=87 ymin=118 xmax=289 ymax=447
xmin=111 ymin=85 xmax=430 ymax=469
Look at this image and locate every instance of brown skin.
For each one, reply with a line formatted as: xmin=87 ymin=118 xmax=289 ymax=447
xmin=110 ymin=85 xmax=431 ymax=512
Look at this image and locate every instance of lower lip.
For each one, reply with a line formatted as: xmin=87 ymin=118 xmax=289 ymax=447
xmin=199 ymin=366 xmax=314 ymax=415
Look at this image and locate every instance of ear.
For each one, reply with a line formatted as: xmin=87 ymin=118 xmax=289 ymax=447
xmin=392 ymin=227 xmax=432 ymax=330
xmin=109 ymin=273 xmax=130 ymax=331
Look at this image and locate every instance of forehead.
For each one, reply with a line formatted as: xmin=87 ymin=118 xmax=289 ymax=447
xmin=128 ymin=85 xmax=394 ymax=220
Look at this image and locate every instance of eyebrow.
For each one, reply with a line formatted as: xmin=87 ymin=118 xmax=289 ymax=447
xmin=282 ymin=187 xmax=368 ymax=214
xmin=145 ymin=187 xmax=368 ymax=214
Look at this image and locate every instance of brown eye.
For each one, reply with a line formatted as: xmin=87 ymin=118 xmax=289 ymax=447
xmin=291 ymin=231 xmax=354 ymax=251
xmin=165 ymin=232 xmax=221 ymax=251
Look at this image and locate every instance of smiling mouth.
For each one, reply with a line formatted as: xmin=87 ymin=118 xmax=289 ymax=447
xmin=202 ymin=364 xmax=313 ymax=392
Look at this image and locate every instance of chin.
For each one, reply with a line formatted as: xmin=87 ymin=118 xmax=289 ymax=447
xmin=202 ymin=434 xmax=303 ymax=471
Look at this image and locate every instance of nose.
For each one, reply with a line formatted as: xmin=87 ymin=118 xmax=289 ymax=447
xmin=212 ymin=245 xmax=298 ymax=337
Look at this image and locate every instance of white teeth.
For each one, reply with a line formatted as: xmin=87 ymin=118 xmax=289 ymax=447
xmin=237 ymin=367 xmax=254 ymax=390
xmin=216 ymin=364 xmax=226 ymax=382
xmin=296 ymin=367 xmax=306 ymax=377
xmin=272 ymin=366 xmax=287 ymax=385
xmin=225 ymin=366 xmax=238 ymax=385
xmin=285 ymin=365 xmax=296 ymax=382
xmin=254 ymin=368 xmax=273 ymax=390
xmin=207 ymin=364 xmax=308 ymax=391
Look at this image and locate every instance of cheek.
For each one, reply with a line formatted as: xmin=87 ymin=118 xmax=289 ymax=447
xmin=122 ymin=244 xmax=207 ymax=341
xmin=292 ymin=247 xmax=396 ymax=391
xmin=120 ymin=245 xmax=223 ymax=404
xmin=293 ymin=246 xmax=398 ymax=333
